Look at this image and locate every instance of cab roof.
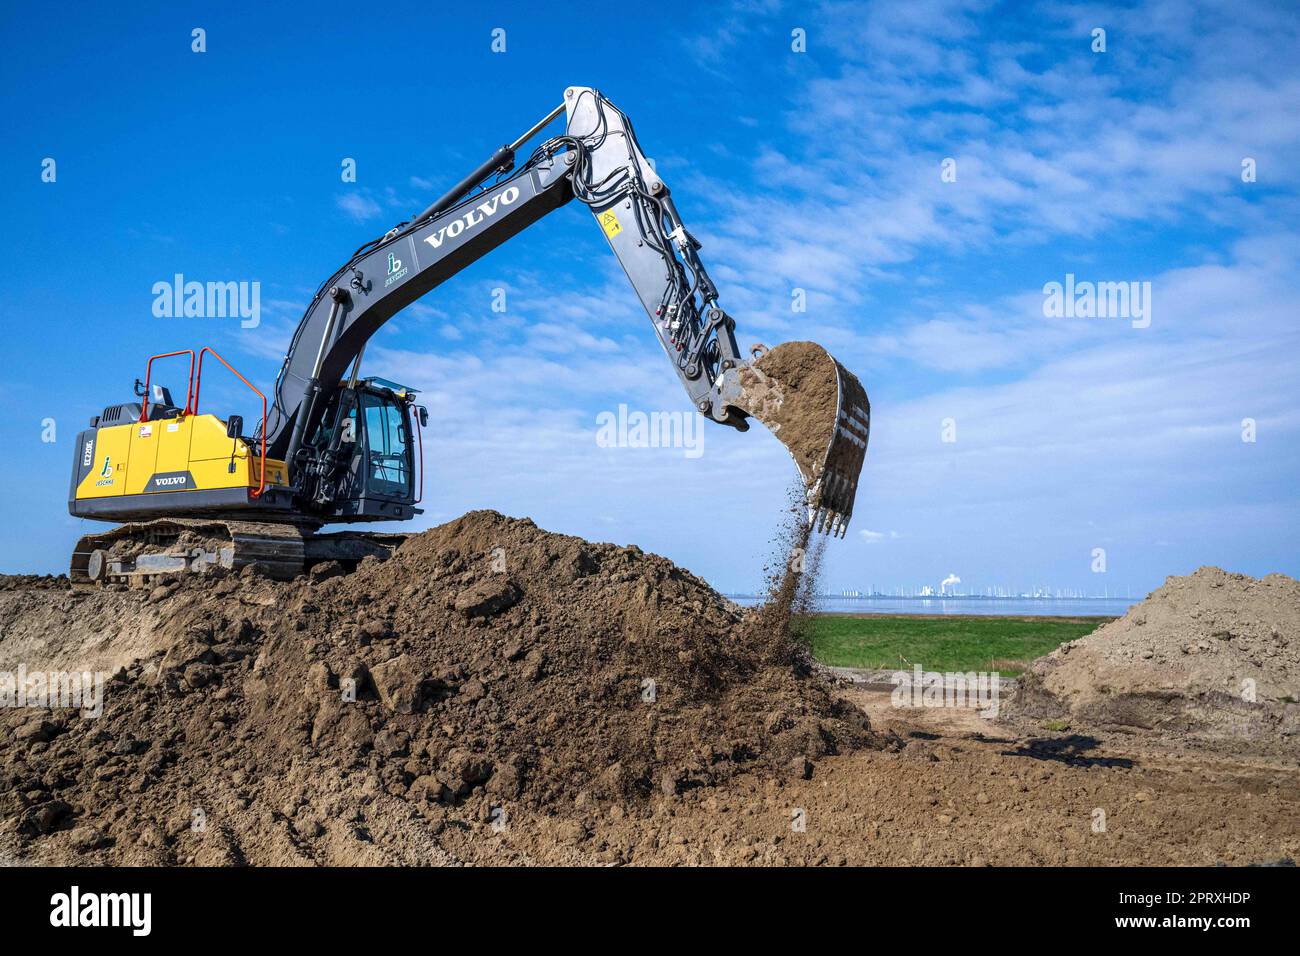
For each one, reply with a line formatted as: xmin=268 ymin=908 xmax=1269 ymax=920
xmin=360 ymin=376 xmax=419 ymax=398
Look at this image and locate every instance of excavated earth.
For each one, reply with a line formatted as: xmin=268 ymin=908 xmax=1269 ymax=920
xmin=735 ymin=341 xmax=841 ymax=481
xmin=0 ymin=511 xmax=881 ymax=865
xmin=1 ymin=519 xmax=1297 ymax=866
xmin=1007 ymin=567 xmax=1300 ymax=754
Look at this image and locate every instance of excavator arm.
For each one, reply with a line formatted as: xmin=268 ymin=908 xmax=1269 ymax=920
xmin=262 ymin=86 xmax=869 ymax=535
xmin=560 ymin=88 xmax=749 ymax=426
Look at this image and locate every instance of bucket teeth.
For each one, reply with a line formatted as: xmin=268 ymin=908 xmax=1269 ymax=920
xmin=805 ymin=350 xmax=868 ymax=537
xmin=805 ymin=391 xmax=869 ymax=537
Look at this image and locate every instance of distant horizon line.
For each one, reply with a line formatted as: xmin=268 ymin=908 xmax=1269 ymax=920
xmin=722 ymin=592 xmax=1136 ymax=601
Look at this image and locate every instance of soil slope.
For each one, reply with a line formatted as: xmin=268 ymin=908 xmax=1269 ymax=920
xmin=0 ymin=511 xmax=877 ymax=864
xmin=1009 ymin=567 xmax=1300 ymax=752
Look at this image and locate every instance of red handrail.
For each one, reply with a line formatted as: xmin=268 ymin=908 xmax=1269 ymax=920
xmin=192 ymin=346 xmax=268 ymax=499
xmin=139 ymin=350 xmax=195 ymax=422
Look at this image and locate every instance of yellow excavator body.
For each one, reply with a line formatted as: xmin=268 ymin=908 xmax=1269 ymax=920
xmin=73 ymin=413 xmax=286 ymax=502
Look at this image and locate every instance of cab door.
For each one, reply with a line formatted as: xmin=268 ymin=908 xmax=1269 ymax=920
xmin=360 ymin=392 xmax=414 ymax=501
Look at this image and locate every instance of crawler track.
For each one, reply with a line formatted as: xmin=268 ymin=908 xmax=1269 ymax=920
xmin=69 ymin=519 xmax=410 ymax=585
xmin=69 ymin=520 xmax=410 ymax=587
xmin=70 ymin=518 xmax=311 ymax=584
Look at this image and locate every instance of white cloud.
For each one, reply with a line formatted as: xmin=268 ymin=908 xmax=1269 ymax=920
xmin=336 ymin=192 xmax=382 ymax=223
xmin=860 ymin=529 xmax=901 ymax=543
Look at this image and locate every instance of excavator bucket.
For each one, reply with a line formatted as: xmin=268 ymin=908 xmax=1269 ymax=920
xmin=727 ymin=341 xmax=870 ymax=537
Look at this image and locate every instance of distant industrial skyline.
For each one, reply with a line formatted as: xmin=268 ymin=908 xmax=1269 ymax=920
xmin=828 ymin=584 xmax=1134 ymax=600
xmin=728 ymin=583 xmax=1135 ymax=600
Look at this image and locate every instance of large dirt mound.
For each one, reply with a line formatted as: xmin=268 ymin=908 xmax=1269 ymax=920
xmin=0 ymin=511 xmax=878 ymax=865
xmin=1010 ymin=567 xmax=1300 ymax=750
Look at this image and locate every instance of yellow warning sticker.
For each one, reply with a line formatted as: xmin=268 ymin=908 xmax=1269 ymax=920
xmin=598 ymin=209 xmax=622 ymax=238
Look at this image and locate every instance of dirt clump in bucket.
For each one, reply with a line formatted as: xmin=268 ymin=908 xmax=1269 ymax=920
xmin=735 ymin=342 xmax=841 ymax=482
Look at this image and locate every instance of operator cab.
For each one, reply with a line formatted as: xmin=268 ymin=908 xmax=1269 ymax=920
xmin=309 ymin=377 xmax=425 ymax=521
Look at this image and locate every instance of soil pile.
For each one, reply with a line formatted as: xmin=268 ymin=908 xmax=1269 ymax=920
xmin=1010 ymin=567 xmax=1300 ymax=750
xmin=0 ymin=575 xmax=180 ymax=676
xmin=0 ymin=511 xmax=878 ymax=865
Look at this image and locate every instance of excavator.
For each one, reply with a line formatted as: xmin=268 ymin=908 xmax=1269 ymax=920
xmin=67 ymin=87 xmax=870 ymax=584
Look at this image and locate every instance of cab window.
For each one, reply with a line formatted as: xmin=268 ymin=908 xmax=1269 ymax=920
xmin=361 ymin=393 xmax=411 ymax=497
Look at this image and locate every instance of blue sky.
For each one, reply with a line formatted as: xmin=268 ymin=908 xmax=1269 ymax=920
xmin=3 ymin=0 xmax=1297 ymax=596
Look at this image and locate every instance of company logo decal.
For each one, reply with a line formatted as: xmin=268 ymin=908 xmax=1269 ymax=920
xmin=423 ymin=186 xmax=520 ymax=251
xmin=94 ymin=454 xmax=114 ymax=488
xmin=143 ymin=471 xmax=197 ymax=493
xmin=384 ymin=251 xmax=408 ymax=288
